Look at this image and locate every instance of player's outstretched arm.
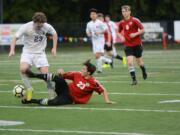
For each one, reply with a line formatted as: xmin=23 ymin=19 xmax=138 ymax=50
xmin=102 ymin=89 xmax=116 ymax=104
xmin=8 ymin=36 xmax=17 ymax=58
xmin=57 ymin=68 xmax=65 ymax=76
xmin=51 ymin=32 xmax=58 ymax=56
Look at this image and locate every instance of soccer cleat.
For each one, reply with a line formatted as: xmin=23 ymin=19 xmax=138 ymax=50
xmin=122 ymin=56 xmax=127 ymax=66
xmin=26 ymin=88 xmax=33 ymax=101
xmin=102 ymin=64 xmax=110 ymax=69
xmin=110 ymin=61 xmax=114 ymax=69
xmin=143 ymin=72 xmax=147 ymax=80
xmin=131 ymin=80 xmax=137 ymax=85
xmin=97 ymin=71 xmax=102 ymax=74
xmin=21 ymin=99 xmax=32 ymax=104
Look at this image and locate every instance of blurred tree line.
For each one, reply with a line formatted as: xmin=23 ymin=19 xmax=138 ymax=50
xmin=2 ymin=0 xmax=180 ymax=23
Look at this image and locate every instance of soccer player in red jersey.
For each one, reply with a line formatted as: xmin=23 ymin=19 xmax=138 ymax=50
xmin=22 ymin=60 xmax=115 ymax=105
xmin=118 ymin=5 xmax=147 ymax=85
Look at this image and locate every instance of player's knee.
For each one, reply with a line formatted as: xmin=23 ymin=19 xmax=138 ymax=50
xmin=20 ymin=68 xmax=28 ymax=74
xmin=127 ymin=61 xmax=133 ymax=67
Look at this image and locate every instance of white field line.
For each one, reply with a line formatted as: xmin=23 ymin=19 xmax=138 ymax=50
xmin=0 ymin=105 xmax=180 ymax=113
xmin=158 ymin=100 xmax=180 ymax=104
xmin=101 ymin=81 xmax=180 ymax=84
xmin=0 ymin=79 xmax=180 ymax=84
xmin=1 ymin=62 xmax=180 ymax=69
xmin=0 ymin=120 xmax=24 ymax=126
xmin=0 ymin=84 xmax=8 ymax=85
xmin=1 ymin=90 xmax=180 ymax=96
xmin=0 ymin=128 xmax=152 ymax=135
xmin=1 ymin=60 xmax=180 ymax=64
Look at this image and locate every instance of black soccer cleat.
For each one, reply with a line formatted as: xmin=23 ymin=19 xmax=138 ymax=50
xmin=21 ymin=99 xmax=32 ymax=104
xmin=26 ymin=69 xmax=35 ymax=78
xmin=97 ymin=71 xmax=102 ymax=74
xmin=143 ymin=72 xmax=147 ymax=80
xmin=131 ymin=80 xmax=137 ymax=85
xmin=110 ymin=61 xmax=114 ymax=69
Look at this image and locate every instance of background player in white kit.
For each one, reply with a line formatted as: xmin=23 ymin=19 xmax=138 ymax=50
xmin=8 ymin=12 xmax=58 ymax=101
xmin=104 ymin=14 xmax=126 ymax=66
xmin=86 ymin=8 xmax=112 ymax=73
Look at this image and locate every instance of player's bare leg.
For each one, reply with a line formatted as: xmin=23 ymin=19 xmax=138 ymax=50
xmin=127 ymin=56 xmax=137 ymax=85
xmin=20 ymin=62 xmax=33 ymax=101
xmin=112 ymin=46 xmax=126 ymax=66
xmin=39 ymin=67 xmax=56 ymax=99
xmin=136 ymin=57 xmax=147 ymax=80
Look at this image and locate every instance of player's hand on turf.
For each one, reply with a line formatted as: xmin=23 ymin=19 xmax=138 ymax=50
xmin=106 ymin=101 xmax=116 ymax=104
xmin=8 ymin=50 xmax=15 ymax=58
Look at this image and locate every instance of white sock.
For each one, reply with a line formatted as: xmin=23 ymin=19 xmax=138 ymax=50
xmin=96 ymin=58 xmax=102 ymax=72
xmin=20 ymin=73 xmax=32 ymax=89
xmin=47 ymin=81 xmax=56 ymax=99
xmin=112 ymin=46 xmax=117 ymax=57
xmin=101 ymin=56 xmax=112 ymax=64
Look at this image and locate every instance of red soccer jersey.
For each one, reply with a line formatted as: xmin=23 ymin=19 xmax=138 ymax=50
xmin=104 ymin=30 xmax=112 ymax=43
xmin=104 ymin=22 xmax=113 ymax=43
xmin=63 ymin=71 xmax=104 ymax=104
xmin=118 ymin=16 xmax=144 ymax=46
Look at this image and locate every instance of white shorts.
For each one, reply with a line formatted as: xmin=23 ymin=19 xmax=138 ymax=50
xmin=92 ymin=39 xmax=105 ymax=54
xmin=20 ymin=53 xmax=49 ymax=68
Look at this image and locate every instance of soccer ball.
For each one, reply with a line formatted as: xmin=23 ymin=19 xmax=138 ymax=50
xmin=13 ymin=85 xmax=26 ymax=98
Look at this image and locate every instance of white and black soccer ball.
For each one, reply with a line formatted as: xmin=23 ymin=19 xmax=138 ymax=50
xmin=13 ymin=85 xmax=26 ymax=98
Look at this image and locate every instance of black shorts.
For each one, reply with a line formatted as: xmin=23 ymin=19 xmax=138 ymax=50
xmin=104 ymin=43 xmax=113 ymax=51
xmin=48 ymin=75 xmax=73 ymax=106
xmin=124 ymin=45 xmax=143 ymax=58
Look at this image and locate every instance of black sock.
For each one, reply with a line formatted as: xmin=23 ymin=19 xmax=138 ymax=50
xmin=30 ymin=99 xmax=42 ymax=104
xmin=34 ymin=73 xmax=54 ymax=82
xmin=115 ymin=55 xmax=123 ymax=60
xmin=33 ymin=74 xmax=48 ymax=81
xmin=140 ymin=65 xmax=146 ymax=73
xmin=130 ymin=71 xmax=136 ymax=81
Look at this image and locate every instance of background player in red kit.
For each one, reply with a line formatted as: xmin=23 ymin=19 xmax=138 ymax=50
xmin=118 ymin=5 xmax=147 ymax=85
xmin=22 ymin=60 xmax=115 ymax=105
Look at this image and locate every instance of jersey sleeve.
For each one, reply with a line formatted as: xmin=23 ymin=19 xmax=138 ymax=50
xmin=15 ymin=24 xmax=26 ymax=39
xmin=133 ymin=18 xmax=144 ymax=29
xmin=63 ymin=71 xmax=76 ymax=80
xmin=94 ymin=79 xmax=105 ymax=94
xmin=112 ymin=22 xmax=118 ymax=31
xmin=86 ymin=23 xmax=91 ymax=34
xmin=101 ymin=22 xmax=108 ymax=32
xmin=46 ymin=23 xmax=56 ymax=35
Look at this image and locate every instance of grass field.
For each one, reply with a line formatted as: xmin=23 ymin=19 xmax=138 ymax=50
xmin=0 ymin=46 xmax=180 ymax=135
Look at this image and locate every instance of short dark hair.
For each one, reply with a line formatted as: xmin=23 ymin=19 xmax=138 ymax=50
xmin=32 ymin=12 xmax=47 ymax=23
xmin=97 ymin=13 xmax=104 ymax=18
xmin=121 ymin=5 xmax=131 ymax=11
xmin=105 ymin=14 xmax=110 ymax=18
xmin=83 ymin=59 xmax=96 ymax=75
xmin=89 ymin=8 xmax=98 ymax=14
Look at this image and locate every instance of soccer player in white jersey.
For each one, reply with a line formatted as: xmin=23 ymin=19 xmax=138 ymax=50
xmin=104 ymin=14 xmax=126 ymax=66
xmin=8 ymin=12 xmax=58 ymax=101
xmin=86 ymin=8 xmax=112 ymax=73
